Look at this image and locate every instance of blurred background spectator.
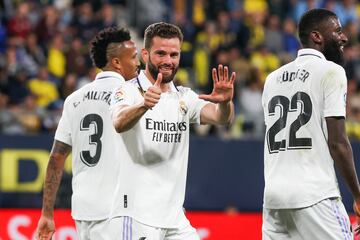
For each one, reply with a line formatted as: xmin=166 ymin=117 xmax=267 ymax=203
xmin=0 ymin=0 xmax=359 ymax=140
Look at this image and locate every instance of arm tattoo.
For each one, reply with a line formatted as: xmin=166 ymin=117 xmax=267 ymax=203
xmin=51 ymin=140 xmax=72 ymax=156
xmin=42 ymin=140 xmax=71 ymax=215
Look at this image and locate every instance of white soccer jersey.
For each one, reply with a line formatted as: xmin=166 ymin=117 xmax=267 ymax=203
xmin=109 ymin=70 xmax=208 ymax=228
xmin=262 ymin=49 xmax=347 ymax=209
xmin=55 ymin=71 xmax=125 ymax=220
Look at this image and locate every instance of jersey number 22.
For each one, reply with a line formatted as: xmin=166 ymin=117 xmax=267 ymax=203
xmin=266 ymin=91 xmax=312 ymax=154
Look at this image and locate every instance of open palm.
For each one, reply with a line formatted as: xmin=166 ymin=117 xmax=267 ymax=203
xmin=199 ymin=65 xmax=235 ymax=103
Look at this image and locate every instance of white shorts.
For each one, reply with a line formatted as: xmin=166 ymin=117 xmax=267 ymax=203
xmin=105 ymin=216 xmax=199 ymax=240
xmin=262 ymin=198 xmax=353 ymax=240
xmin=75 ymin=219 xmax=107 ymax=240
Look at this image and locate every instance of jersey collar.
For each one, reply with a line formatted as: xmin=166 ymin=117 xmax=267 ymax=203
xmin=297 ymin=48 xmax=326 ymax=60
xmin=95 ymin=71 xmax=126 ymax=83
xmin=136 ymin=70 xmax=178 ymax=92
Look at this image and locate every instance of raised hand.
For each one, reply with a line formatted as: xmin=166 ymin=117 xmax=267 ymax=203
xmin=143 ymin=73 xmax=162 ymax=109
xmin=36 ymin=216 xmax=55 ymax=240
xmin=199 ymin=64 xmax=236 ymax=103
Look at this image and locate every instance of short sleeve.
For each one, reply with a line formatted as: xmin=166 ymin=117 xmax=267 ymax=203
xmin=323 ymin=66 xmax=347 ymax=118
xmin=54 ymin=100 xmax=72 ymax=146
xmin=109 ymin=82 xmax=137 ymax=118
xmin=184 ymin=89 xmax=208 ymax=124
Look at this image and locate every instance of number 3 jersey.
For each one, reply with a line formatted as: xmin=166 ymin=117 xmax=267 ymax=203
xmin=55 ymin=71 xmax=125 ymax=220
xmin=262 ymin=49 xmax=347 ymax=209
xmin=109 ymin=71 xmax=208 ymax=228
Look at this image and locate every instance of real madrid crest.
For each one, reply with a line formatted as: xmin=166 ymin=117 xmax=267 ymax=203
xmin=179 ymin=100 xmax=188 ymax=116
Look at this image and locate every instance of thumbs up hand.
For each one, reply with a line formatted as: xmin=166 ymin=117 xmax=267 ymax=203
xmin=143 ymin=73 xmax=163 ymax=109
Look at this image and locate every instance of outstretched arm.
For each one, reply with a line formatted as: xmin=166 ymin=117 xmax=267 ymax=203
xmin=199 ymin=65 xmax=235 ymax=125
xmin=36 ymin=140 xmax=71 ymax=240
xmin=326 ymin=117 xmax=360 ymax=234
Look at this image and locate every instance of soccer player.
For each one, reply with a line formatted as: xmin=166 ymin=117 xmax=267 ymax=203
xmin=107 ymin=22 xmax=235 ymax=239
xmin=262 ymin=8 xmax=360 ymax=239
xmin=36 ymin=27 xmax=140 ymax=240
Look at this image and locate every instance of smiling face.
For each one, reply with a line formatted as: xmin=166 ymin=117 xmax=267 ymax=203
xmin=142 ymin=36 xmax=181 ymax=84
xmin=321 ymin=17 xmax=348 ymax=65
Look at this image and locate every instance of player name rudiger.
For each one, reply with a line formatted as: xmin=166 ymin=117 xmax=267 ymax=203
xmin=278 ymin=68 xmax=310 ymax=83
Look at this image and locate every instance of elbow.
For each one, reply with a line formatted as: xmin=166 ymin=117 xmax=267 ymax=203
xmin=221 ymin=110 xmax=235 ymax=125
xmin=328 ymin=140 xmax=352 ymax=157
xmin=217 ymin=103 xmax=235 ymax=125
xmin=113 ymin=119 xmax=125 ymax=133
xmin=114 ymin=122 xmax=125 ymax=133
xmin=114 ymin=126 xmax=122 ymax=133
xmin=328 ymin=141 xmax=343 ymax=152
xmin=112 ymin=110 xmax=126 ymax=133
xmin=227 ymin=112 xmax=235 ymax=124
xmin=328 ymin=137 xmax=349 ymax=150
xmin=219 ymin=116 xmax=232 ymax=125
xmin=113 ymin=118 xmax=132 ymax=133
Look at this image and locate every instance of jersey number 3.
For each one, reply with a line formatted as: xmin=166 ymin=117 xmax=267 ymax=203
xmin=80 ymin=114 xmax=103 ymax=166
xmin=266 ymin=92 xmax=312 ymax=154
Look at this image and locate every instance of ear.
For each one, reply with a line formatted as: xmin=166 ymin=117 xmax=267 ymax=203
xmin=310 ymin=31 xmax=323 ymax=45
xmin=141 ymin=48 xmax=149 ymax=64
xmin=111 ymin=57 xmax=122 ymax=69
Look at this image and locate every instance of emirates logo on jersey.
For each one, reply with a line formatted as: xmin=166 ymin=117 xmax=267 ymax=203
xmin=114 ymin=88 xmax=125 ymax=102
xmin=179 ymin=100 xmax=188 ymax=116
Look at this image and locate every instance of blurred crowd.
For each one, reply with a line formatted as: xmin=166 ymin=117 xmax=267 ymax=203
xmin=0 ymin=0 xmax=360 ymax=139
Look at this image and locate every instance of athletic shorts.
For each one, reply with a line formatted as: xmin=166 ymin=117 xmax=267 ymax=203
xmin=105 ymin=216 xmax=199 ymax=240
xmin=75 ymin=219 xmax=107 ymax=240
xmin=262 ymin=197 xmax=353 ymax=240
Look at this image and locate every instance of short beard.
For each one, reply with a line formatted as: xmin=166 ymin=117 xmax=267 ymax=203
xmin=323 ymin=41 xmax=344 ymax=65
xmin=148 ymin=58 xmax=178 ymax=84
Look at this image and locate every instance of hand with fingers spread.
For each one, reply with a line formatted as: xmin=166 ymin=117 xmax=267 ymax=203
xmin=199 ymin=64 xmax=236 ymax=103
xmin=36 ymin=216 xmax=55 ymax=240
xmin=143 ymin=73 xmax=163 ymax=109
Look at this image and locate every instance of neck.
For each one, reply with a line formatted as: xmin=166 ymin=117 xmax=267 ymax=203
xmin=102 ymin=66 xmax=121 ymax=75
xmin=302 ymin=43 xmax=322 ymax=53
xmin=144 ymin=69 xmax=171 ymax=92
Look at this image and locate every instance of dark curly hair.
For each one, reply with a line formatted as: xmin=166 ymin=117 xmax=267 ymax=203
xmin=144 ymin=22 xmax=183 ymax=50
xmin=298 ymin=8 xmax=337 ymax=46
xmin=90 ymin=27 xmax=131 ymax=69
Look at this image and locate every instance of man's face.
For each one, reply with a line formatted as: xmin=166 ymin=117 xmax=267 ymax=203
xmin=143 ymin=36 xmax=181 ymax=83
xmin=322 ymin=17 xmax=348 ymax=65
xmin=118 ymin=40 xmax=140 ymax=80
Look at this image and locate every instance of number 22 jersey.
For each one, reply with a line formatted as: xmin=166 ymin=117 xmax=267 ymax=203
xmin=262 ymin=49 xmax=347 ymax=209
xmin=55 ymin=71 xmax=125 ymax=220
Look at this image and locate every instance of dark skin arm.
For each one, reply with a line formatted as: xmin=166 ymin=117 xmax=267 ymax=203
xmin=36 ymin=140 xmax=71 ymax=240
xmin=326 ymin=117 xmax=360 ymax=233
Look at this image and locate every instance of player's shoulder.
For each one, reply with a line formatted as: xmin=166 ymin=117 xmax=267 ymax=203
xmin=307 ymin=57 xmax=345 ymax=75
xmin=174 ymin=85 xmax=199 ymax=98
xmin=125 ymin=78 xmax=138 ymax=86
xmin=63 ymin=81 xmax=101 ymax=106
xmin=63 ymin=87 xmax=83 ymax=106
xmin=111 ymin=78 xmax=140 ymax=103
xmin=119 ymin=78 xmax=139 ymax=91
xmin=311 ymin=60 xmax=346 ymax=83
xmin=324 ymin=60 xmax=345 ymax=73
xmin=265 ymin=62 xmax=292 ymax=82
